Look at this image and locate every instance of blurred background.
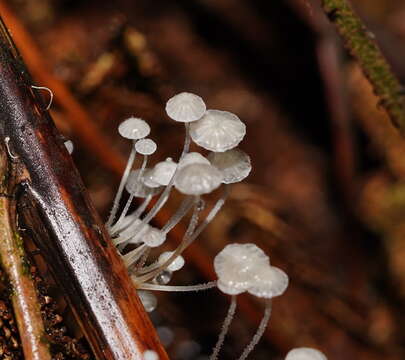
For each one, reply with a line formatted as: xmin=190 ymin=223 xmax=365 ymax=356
xmin=3 ymin=0 xmax=405 ymax=359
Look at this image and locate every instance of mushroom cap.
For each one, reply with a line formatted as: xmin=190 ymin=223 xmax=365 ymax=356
xmin=248 ymin=266 xmax=289 ymax=299
xmin=126 ymin=170 xmax=162 ymax=197
xmin=135 ymin=138 xmax=157 ymax=155
xmin=142 ymin=168 xmax=162 ymax=188
xmin=208 ymin=149 xmax=251 ymax=184
xmin=138 ymin=290 xmax=157 ymax=313
xmin=118 ymin=117 xmax=150 ymax=140
xmin=151 ymin=158 xmax=178 ymax=186
xmin=165 ymin=92 xmax=206 ymax=123
xmin=178 ymin=152 xmax=210 ymax=170
xmin=189 ymin=110 xmax=246 ymax=152
xmin=159 ymin=251 xmax=185 ymax=272
xmin=143 ymin=227 xmax=167 ymax=247
xmin=285 ymin=348 xmax=327 ymax=360
xmin=174 ymin=163 xmax=223 ymax=195
xmin=64 ymin=140 xmax=74 ymax=154
xmin=214 ymin=243 xmax=269 ymax=295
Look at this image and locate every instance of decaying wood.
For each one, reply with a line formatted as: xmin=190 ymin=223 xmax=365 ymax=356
xmin=0 ymin=15 xmax=168 ymax=360
xmin=0 ymin=149 xmax=52 ymax=360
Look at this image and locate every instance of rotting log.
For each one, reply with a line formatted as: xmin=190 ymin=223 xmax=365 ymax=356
xmin=0 ymin=15 xmax=168 ymax=360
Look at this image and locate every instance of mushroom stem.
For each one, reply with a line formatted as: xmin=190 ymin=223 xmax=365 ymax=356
xmin=106 ymin=143 xmax=137 ymax=227
xmin=126 ymin=123 xmax=191 ymax=244
xmin=136 ymin=281 xmax=217 ymax=292
xmin=209 ymin=295 xmax=237 ymax=360
xmin=112 ymin=155 xmax=148 ymax=231
xmin=122 ymin=244 xmax=148 ymax=267
xmin=161 ymin=196 xmax=196 ymax=234
xmin=237 ymin=300 xmax=272 ymax=360
xmin=133 ymin=196 xmax=202 ymax=282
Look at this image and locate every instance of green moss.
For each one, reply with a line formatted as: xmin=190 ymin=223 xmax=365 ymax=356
xmin=322 ymin=0 xmax=405 ymax=132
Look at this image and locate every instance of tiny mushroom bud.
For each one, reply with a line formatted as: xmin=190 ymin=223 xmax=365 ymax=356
xmin=151 ymin=158 xmax=178 ymax=186
xmin=159 ymin=251 xmax=185 ymax=272
xmin=189 ymin=110 xmax=246 ymax=152
xmin=174 ymin=163 xmax=223 ymax=195
xmin=138 ymin=291 xmax=158 ymax=313
xmin=135 ymin=138 xmax=157 ymax=155
xmin=285 ymin=348 xmax=327 ymax=360
xmin=178 ymin=152 xmax=210 ymax=169
xmin=126 ymin=170 xmax=162 ymax=198
xmin=143 ymin=227 xmax=166 ymax=247
xmin=208 ymin=148 xmax=252 ymax=184
xmin=118 ymin=117 xmax=150 ymax=139
xmin=165 ymin=92 xmax=206 ymax=123
xmin=143 ymin=350 xmax=159 ymax=360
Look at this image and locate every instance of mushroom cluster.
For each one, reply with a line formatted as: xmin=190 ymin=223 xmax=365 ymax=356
xmin=103 ymin=92 xmax=326 ymax=360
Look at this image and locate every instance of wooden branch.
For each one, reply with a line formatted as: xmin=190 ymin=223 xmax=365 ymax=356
xmin=0 ymin=15 xmax=168 ymax=360
xmin=316 ymin=0 xmax=405 ymax=133
xmin=0 ymin=149 xmax=52 ymax=360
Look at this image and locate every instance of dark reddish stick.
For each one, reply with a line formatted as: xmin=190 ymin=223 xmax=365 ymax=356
xmin=0 ymin=16 xmax=168 ymax=360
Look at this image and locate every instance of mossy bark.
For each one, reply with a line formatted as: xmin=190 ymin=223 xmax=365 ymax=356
xmin=321 ymin=0 xmax=405 ymax=133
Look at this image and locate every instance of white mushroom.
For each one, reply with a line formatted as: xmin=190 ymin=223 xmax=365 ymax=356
xmin=248 ymin=266 xmax=289 ymax=299
xmin=189 ymin=110 xmax=246 ymax=152
xmin=285 ymin=348 xmax=327 ymax=360
xmin=126 ymin=170 xmax=162 ymax=198
xmin=214 ymin=243 xmax=270 ymax=295
xmin=118 ymin=117 xmax=150 ymax=139
xmin=174 ymin=163 xmax=223 ymax=195
xmin=143 ymin=227 xmax=166 ymax=247
xmin=159 ymin=251 xmax=185 ymax=272
xmin=178 ymin=152 xmax=210 ymax=169
xmin=135 ymin=138 xmax=157 ymax=155
xmin=208 ymin=149 xmax=251 ymax=184
xmin=165 ymin=92 xmax=206 ymax=123
xmin=151 ymin=158 xmax=178 ymax=186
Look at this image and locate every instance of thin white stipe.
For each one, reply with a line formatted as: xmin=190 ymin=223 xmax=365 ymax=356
xmin=161 ymin=196 xmax=195 ymax=234
xmin=237 ymin=301 xmax=272 ymax=360
xmin=106 ymin=145 xmax=137 ymax=227
xmin=31 ymin=85 xmax=54 ymax=111
xmin=209 ymin=296 xmax=237 ymax=360
xmin=137 ymin=281 xmax=217 ymax=292
xmin=113 ymin=155 xmax=148 ymax=230
xmin=122 ymin=244 xmax=148 ymax=267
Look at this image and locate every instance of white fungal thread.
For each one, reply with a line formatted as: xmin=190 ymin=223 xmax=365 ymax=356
xmin=4 ymin=137 xmax=18 ymax=160
xmin=31 ymin=85 xmax=54 ymax=111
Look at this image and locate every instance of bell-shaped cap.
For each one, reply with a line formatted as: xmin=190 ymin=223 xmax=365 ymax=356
xmin=151 ymin=158 xmax=178 ymax=186
xmin=126 ymin=170 xmax=162 ymax=197
xmin=165 ymin=92 xmax=206 ymax=123
xmin=174 ymin=163 xmax=222 ymax=195
xmin=159 ymin=251 xmax=185 ymax=272
xmin=214 ymin=243 xmax=269 ymax=295
xmin=178 ymin=152 xmax=210 ymax=170
xmin=118 ymin=117 xmax=150 ymax=139
xmin=248 ymin=266 xmax=289 ymax=299
xmin=208 ymin=148 xmax=251 ymax=184
xmin=285 ymin=348 xmax=327 ymax=360
xmin=143 ymin=227 xmax=166 ymax=247
xmin=190 ymin=110 xmax=246 ymax=152
xmin=135 ymin=138 xmax=157 ymax=155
